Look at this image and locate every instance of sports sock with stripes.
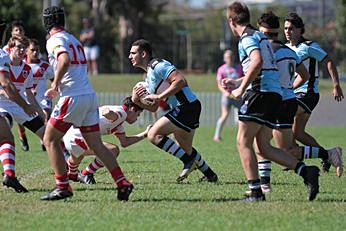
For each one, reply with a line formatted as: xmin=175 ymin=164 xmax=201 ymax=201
xmin=0 ymin=141 xmax=16 ymax=177
xmin=258 ymin=160 xmax=271 ymax=184
xmin=81 ymin=158 xmax=104 ymax=175
xmin=191 ymin=148 xmax=216 ymax=177
xmin=156 ymin=136 xmax=194 ymax=164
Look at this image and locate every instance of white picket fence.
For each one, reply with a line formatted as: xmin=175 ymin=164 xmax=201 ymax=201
xmin=96 ymin=92 xmax=238 ymax=127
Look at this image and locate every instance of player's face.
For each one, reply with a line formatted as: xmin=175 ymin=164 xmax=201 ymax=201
xmin=284 ymin=21 xmax=301 ymax=42
xmin=26 ymin=44 xmax=40 ymax=61
xmin=129 ymin=46 xmax=143 ymax=67
xmin=11 ymin=26 xmax=25 ymax=37
xmin=10 ymin=41 xmax=26 ymax=60
xmin=126 ymin=108 xmax=142 ymax=124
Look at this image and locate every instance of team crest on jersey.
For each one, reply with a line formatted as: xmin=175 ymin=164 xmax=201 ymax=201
xmin=53 ymin=109 xmax=60 ymax=117
xmin=22 ymin=70 xmax=28 ymax=78
xmin=172 ymin=107 xmax=180 ymax=117
xmin=4 ymin=63 xmax=10 ymax=68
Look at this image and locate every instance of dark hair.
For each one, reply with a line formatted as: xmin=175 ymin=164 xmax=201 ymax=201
xmin=28 ymin=38 xmax=39 ymax=47
xmin=257 ymin=11 xmax=279 ymax=29
xmin=131 ymin=39 xmax=153 ymax=58
xmin=284 ymin=12 xmax=305 ymax=34
xmin=43 ymin=6 xmax=65 ymax=32
xmin=122 ymin=96 xmax=143 ymax=112
xmin=257 ymin=11 xmax=279 ymax=38
xmin=227 ymin=1 xmax=250 ymax=25
xmin=11 ymin=20 xmax=24 ymax=30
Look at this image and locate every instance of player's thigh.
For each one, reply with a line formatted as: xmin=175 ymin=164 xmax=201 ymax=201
xmin=44 ymin=122 xmax=66 ymax=143
xmin=148 ymin=116 xmax=177 ymax=138
xmin=237 ymin=120 xmax=261 ymax=147
xmin=81 ymin=130 xmax=103 ymax=151
xmin=255 ymin=126 xmax=274 ymax=154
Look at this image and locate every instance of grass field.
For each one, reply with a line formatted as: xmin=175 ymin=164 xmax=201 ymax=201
xmin=0 ymin=126 xmax=345 ymax=231
xmin=88 ymin=73 xmax=339 ymax=96
xmin=1 ymin=73 xmax=345 ymax=230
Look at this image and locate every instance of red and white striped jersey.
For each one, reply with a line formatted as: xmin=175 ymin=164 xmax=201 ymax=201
xmin=98 ymin=105 xmax=127 ymax=135
xmin=46 ymin=29 xmax=94 ymax=97
xmin=27 ymin=60 xmax=54 ymax=99
xmin=0 ymin=61 xmax=33 ymax=103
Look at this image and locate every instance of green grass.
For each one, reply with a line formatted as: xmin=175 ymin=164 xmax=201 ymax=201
xmin=89 ymin=73 xmax=342 ymax=96
xmin=1 ymin=126 xmax=345 ymax=231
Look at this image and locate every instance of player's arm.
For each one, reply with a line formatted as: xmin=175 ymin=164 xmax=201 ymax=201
xmin=25 ymin=88 xmax=45 ymax=120
xmin=143 ymin=70 xmax=186 ymax=105
xmin=101 ymin=107 xmax=119 ymax=121
xmin=322 ymin=57 xmax=344 ymax=101
xmin=114 ymin=125 xmax=150 ymax=148
xmin=0 ymin=72 xmax=36 ymax=116
xmin=131 ymin=86 xmax=159 ymax=112
xmin=231 ymin=49 xmax=262 ymax=99
xmin=46 ymin=52 xmax=70 ymax=99
xmin=293 ymin=63 xmax=310 ymax=89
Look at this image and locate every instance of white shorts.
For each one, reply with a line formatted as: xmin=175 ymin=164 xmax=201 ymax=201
xmin=50 ymin=93 xmax=99 ymax=129
xmin=84 ymin=45 xmax=99 ymax=61
xmin=0 ymin=102 xmax=37 ymax=125
xmin=63 ymin=128 xmax=87 ymax=158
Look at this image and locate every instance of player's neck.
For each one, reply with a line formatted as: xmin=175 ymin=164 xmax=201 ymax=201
xmin=49 ymin=27 xmax=64 ymax=36
xmin=10 ymin=58 xmax=22 ymax=66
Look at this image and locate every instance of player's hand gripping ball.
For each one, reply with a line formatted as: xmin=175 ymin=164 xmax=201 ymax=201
xmin=134 ymin=81 xmax=155 ymax=106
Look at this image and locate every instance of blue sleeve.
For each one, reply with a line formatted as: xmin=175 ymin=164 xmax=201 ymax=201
xmin=153 ymin=61 xmax=176 ymax=81
xmin=308 ymin=42 xmax=327 ymax=62
xmin=241 ymin=36 xmax=260 ymax=57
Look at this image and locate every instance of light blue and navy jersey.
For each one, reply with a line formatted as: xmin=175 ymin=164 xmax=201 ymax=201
xmin=145 ymin=58 xmax=197 ymax=108
xmin=271 ymin=40 xmax=302 ymax=100
xmin=238 ymin=26 xmax=281 ymax=95
xmin=286 ymin=38 xmax=327 ymax=94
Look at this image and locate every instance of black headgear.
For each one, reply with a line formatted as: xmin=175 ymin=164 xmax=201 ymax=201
xmin=43 ymin=6 xmax=65 ymax=33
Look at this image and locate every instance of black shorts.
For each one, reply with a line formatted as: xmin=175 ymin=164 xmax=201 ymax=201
xmin=274 ymin=98 xmax=298 ymax=129
xmin=295 ymin=92 xmax=319 ymax=114
xmin=165 ymin=99 xmax=201 ymax=132
xmin=238 ymin=90 xmax=282 ymax=129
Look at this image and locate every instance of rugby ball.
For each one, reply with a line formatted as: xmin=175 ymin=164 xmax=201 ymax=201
xmin=134 ymin=81 xmax=154 ymax=106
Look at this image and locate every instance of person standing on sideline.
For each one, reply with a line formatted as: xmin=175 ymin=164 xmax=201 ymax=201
xmin=0 ymin=48 xmax=37 ymax=193
xmin=130 ymin=39 xmax=218 ymax=183
xmin=284 ymin=12 xmax=344 ymax=173
xmin=213 ymin=49 xmax=242 ymax=142
xmin=79 ymin=18 xmax=99 ymax=75
xmin=223 ymin=1 xmax=320 ymax=201
xmin=41 ymin=6 xmax=133 ymax=201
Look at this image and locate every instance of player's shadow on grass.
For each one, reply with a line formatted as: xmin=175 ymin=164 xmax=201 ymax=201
xmin=131 ymin=197 xmax=242 ymax=202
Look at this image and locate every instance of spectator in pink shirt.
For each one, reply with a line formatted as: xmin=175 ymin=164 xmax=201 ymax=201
xmin=213 ymin=49 xmax=243 ymax=142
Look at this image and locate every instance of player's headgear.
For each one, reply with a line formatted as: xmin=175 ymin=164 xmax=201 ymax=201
xmin=43 ymin=6 xmax=65 ymax=32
